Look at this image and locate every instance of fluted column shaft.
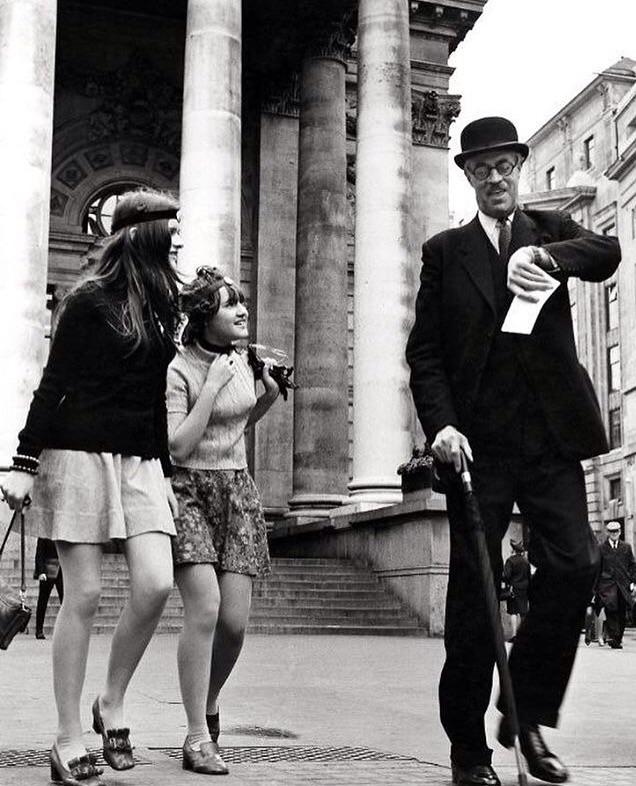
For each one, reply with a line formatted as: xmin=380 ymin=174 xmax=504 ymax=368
xmin=349 ymin=0 xmax=413 ymax=503
xmin=0 ymin=0 xmax=57 ymax=465
xmin=179 ymin=0 xmax=241 ymax=281
xmin=289 ymin=55 xmax=349 ymax=516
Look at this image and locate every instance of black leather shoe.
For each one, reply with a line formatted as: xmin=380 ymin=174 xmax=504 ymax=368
xmin=50 ymin=744 xmax=104 ymax=785
xmin=91 ymin=696 xmax=134 ymax=770
xmin=35 ymin=630 xmax=46 ymax=640
xmin=498 ymin=718 xmax=569 ymax=783
xmin=451 ymin=762 xmax=500 ymax=786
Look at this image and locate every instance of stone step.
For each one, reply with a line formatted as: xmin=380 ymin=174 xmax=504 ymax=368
xmin=15 ymin=556 xmax=424 ymax=637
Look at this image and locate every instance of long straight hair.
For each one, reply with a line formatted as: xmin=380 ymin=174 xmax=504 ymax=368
xmin=75 ymin=190 xmax=181 ymax=353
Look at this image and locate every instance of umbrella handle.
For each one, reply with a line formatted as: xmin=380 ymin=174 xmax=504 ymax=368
xmin=458 ymin=450 xmax=473 ymax=494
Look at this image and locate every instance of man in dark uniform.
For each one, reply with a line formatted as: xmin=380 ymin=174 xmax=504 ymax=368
xmin=596 ymin=520 xmax=636 ymax=649
xmin=406 ymin=116 xmax=621 ymax=786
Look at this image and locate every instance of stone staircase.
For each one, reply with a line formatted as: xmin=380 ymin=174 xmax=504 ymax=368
xmin=0 ymin=553 xmax=425 ymax=636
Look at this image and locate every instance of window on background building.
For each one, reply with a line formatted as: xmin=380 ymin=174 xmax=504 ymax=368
xmin=83 ymin=184 xmax=143 ymax=236
xmin=632 ymin=207 xmax=636 ymax=239
xmin=608 ymin=475 xmax=623 ymax=504
xmin=605 ymin=281 xmax=619 ymax=330
xmin=608 ymin=345 xmax=622 ymax=391
xmin=546 ymin=166 xmax=555 ymax=190
xmin=609 ymin=408 xmax=622 ymax=450
xmin=583 ymin=135 xmax=595 ymax=169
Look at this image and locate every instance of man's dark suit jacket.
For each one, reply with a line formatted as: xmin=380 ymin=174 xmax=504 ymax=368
xmin=406 ymin=209 xmax=621 ymax=461
xmin=596 ymin=539 xmax=636 ymax=610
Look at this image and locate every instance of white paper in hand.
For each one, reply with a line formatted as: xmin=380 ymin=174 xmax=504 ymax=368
xmin=501 ymin=277 xmax=560 ymax=335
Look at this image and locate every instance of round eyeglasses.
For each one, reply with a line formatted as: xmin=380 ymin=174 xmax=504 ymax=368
xmin=469 ymin=160 xmax=518 ymax=182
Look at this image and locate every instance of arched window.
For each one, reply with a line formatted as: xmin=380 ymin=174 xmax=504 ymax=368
xmin=82 ymin=183 xmax=143 ymax=236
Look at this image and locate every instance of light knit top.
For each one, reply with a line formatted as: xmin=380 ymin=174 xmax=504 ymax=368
xmin=166 ymin=343 xmax=257 ymax=470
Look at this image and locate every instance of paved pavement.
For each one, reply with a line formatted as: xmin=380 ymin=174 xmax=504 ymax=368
xmin=1 ymin=630 xmax=636 ymax=784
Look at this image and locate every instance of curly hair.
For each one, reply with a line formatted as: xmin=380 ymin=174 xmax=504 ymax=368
xmin=180 ymin=266 xmax=245 ymax=345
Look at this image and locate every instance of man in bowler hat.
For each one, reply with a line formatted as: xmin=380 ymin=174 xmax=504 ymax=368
xmin=406 ymin=116 xmax=621 ymax=785
xmin=596 ymin=520 xmax=636 ymax=649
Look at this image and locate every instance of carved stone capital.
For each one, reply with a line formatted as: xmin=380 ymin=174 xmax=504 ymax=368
xmin=302 ymin=6 xmax=357 ymax=64
xmin=411 ymin=90 xmax=461 ymax=148
xmin=261 ymin=72 xmax=300 ymax=118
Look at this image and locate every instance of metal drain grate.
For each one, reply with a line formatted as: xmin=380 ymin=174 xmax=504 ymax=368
xmin=150 ymin=746 xmax=417 ymax=763
xmin=0 ymin=745 xmax=419 ymax=767
xmin=0 ymin=749 xmax=151 ymax=768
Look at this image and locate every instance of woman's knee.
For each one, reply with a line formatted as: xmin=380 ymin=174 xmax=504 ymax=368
xmin=65 ymin=582 xmax=101 ymax=620
xmin=216 ymin=614 xmax=248 ymax=649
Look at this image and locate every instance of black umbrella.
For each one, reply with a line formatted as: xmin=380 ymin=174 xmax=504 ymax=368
xmin=458 ymin=452 xmax=528 ymax=786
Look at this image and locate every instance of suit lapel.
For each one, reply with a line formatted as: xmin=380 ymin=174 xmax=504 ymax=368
xmin=458 ymin=216 xmax=496 ymax=314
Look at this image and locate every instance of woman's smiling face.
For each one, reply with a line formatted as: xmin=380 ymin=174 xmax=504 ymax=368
xmin=204 ymin=285 xmax=248 ymax=345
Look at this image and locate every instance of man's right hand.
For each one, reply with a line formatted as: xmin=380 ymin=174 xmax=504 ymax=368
xmin=431 ymin=425 xmax=473 ymax=473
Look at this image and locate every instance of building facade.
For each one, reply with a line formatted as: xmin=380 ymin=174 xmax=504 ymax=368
xmin=0 ymin=0 xmax=487 ymax=524
xmin=520 ymin=58 xmax=636 ymax=543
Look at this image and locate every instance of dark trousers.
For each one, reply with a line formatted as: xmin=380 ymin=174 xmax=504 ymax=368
xmin=35 ymin=574 xmax=64 ymax=633
xmin=604 ymin=593 xmax=627 ymax=645
xmin=440 ymin=455 xmax=599 ymax=768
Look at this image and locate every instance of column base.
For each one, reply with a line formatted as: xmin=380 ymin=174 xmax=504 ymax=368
xmin=285 ymin=493 xmax=349 ymax=523
xmin=347 ymin=476 xmax=403 ymax=506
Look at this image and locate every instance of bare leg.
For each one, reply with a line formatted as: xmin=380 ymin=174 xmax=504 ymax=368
xmin=206 ymin=572 xmax=253 ymax=715
xmin=52 ymin=542 xmax=103 ymax=765
xmin=175 ymin=564 xmax=220 ymax=745
xmin=99 ymin=532 xmax=173 ymax=729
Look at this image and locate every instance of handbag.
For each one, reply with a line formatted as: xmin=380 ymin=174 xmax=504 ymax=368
xmin=0 ymin=507 xmax=32 ymax=650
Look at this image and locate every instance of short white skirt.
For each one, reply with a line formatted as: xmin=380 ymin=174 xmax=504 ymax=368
xmin=28 ymin=450 xmax=176 ymax=543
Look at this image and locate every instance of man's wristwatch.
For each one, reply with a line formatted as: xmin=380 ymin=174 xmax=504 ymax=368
xmin=531 ymin=246 xmax=560 ymax=274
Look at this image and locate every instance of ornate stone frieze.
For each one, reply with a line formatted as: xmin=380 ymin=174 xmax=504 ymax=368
xmin=411 ymin=90 xmax=461 ymax=148
xmin=57 ymin=51 xmax=182 ymax=154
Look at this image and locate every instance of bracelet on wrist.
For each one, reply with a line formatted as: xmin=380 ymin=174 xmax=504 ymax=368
xmin=11 ymin=454 xmax=39 ymax=476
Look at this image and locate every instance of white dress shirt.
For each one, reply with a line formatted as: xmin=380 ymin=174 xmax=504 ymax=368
xmin=478 ymin=210 xmax=515 ymax=254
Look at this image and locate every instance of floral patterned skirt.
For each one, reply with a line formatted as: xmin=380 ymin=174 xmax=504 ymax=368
xmin=171 ymin=467 xmax=270 ymax=577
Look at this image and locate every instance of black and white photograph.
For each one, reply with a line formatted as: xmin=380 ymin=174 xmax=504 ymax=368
xmin=0 ymin=1 xmax=635 ymax=784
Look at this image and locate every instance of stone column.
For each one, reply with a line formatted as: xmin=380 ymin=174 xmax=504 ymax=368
xmin=348 ymin=0 xmax=413 ymax=505
xmin=288 ymin=43 xmax=351 ymax=518
xmin=0 ymin=0 xmax=57 ymax=467
xmin=179 ymin=0 xmax=241 ymax=282
xmin=253 ymin=87 xmax=300 ymax=515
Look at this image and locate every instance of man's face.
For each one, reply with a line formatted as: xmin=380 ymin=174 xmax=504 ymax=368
xmin=464 ymin=150 xmax=522 ymax=218
xmin=608 ymin=528 xmax=621 ymax=542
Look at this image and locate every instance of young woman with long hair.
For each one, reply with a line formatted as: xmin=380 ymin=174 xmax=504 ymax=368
xmin=1 ymin=188 xmax=182 ymax=786
xmin=167 ymin=266 xmax=278 ymax=775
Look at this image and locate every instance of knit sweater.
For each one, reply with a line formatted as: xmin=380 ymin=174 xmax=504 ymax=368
xmin=17 ymin=285 xmax=175 ymax=476
xmin=167 ymin=343 xmax=257 ymax=470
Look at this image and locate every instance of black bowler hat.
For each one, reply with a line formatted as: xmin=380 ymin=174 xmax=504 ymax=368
xmin=454 ymin=116 xmax=529 ymax=169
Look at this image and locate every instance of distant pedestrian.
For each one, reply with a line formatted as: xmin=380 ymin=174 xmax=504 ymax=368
xmin=33 ymin=537 xmax=64 ymax=639
xmin=167 ymin=267 xmax=279 ymax=776
xmin=595 ymin=520 xmax=636 ymax=649
xmin=0 ymin=188 xmax=182 ymax=786
xmin=503 ymin=539 xmax=530 ymax=639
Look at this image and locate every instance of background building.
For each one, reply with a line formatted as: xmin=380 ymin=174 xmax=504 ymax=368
xmin=520 ymin=58 xmax=636 ymax=544
xmin=0 ymin=0 xmax=488 ymax=635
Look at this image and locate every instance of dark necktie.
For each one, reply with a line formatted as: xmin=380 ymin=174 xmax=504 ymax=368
xmin=497 ymin=217 xmax=512 ymax=263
